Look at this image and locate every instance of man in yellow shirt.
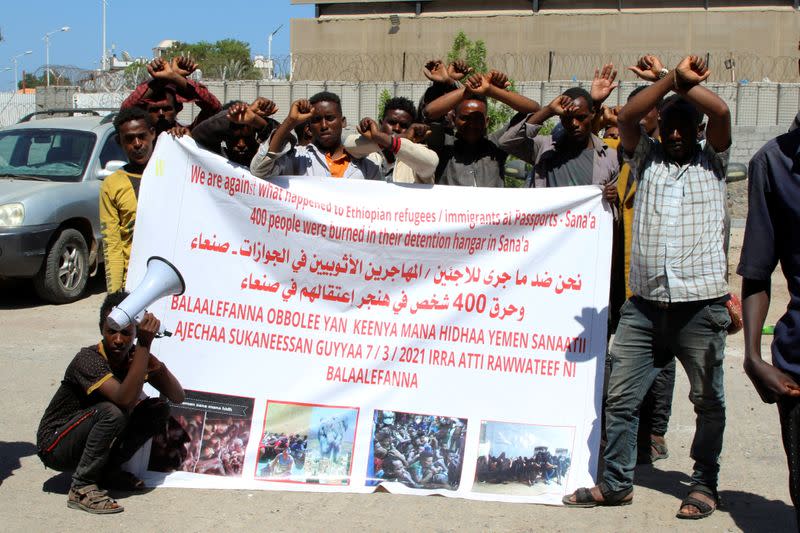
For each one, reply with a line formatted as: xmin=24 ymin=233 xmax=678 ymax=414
xmin=99 ymin=108 xmax=156 ymax=292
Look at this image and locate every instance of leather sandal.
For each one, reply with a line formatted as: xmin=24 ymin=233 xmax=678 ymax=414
xmin=562 ymin=484 xmax=633 ymax=507
xmin=650 ymin=437 xmax=669 ymax=462
xmin=67 ymin=484 xmax=123 ymax=514
xmin=676 ymin=484 xmax=718 ymax=520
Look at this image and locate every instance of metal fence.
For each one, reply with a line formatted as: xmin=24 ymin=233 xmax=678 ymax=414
xmin=2 ymin=80 xmax=797 ymax=130
xmin=0 ymin=93 xmax=36 ymax=125
xmin=289 ymin=52 xmax=799 ymax=85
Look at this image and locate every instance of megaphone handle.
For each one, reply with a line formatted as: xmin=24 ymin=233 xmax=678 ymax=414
xmin=137 ymin=309 xmax=172 ymax=338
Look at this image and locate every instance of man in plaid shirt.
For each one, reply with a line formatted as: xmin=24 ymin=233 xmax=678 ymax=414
xmin=564 ymin=55 xmax=731 ymax=520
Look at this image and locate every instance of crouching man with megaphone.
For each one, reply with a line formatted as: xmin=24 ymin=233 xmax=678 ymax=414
xmin=36 ymin=290 xmax=184 ymax=514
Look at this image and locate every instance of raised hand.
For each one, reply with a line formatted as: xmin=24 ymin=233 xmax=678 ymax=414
xmin=423 ymin=59 xmax=450 ymax=83
xmin=403 ymin=123 xmax=431 ymax=143
xmin=136 ymin=312 xmax=161 ymax=349
xmin=146 ymin=57 xmax=172 ymax=80
xmin=251 ymin=97 xmax=278 ymax=118
xmin=675 ymin=55 xmax=711 ymax=87
xmin=357 ymin=117 xmax=380 ymax=140
xmin=172 ymin=56 xmax=198 ymax=78
xmin=227 ymin=102 xmax=253 ymax=125
xmin=548 ymin=95 xmax=576 ymax=117
xmin=447 ymin=59 xmax=473 ymax=82
xmin=464 ymin=73 xmax=490 ymax=95
xmin=590 ymin=63 xmax=618 ymax=106
xmin=601 ymin=105 xmax=620 ymax=127
xmin=628 ymin=54 xmax=665 ymax=83
xmin=488 ymin=70 xmax=511 ymax=90
xmin=288 ymin=99 xmax=314 ymax=124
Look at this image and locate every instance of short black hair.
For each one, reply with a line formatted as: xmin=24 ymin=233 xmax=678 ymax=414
xmin=309 ymin=91 xmax=342 ymax=114
xmin=562 ymin=87 xmax=594 ymax=110
xmin=658 ymin=94 xmax=704 ymax=126
xmin=99 ymin=290 xmax=130 ymax=331
xmin=114 ymin=107 xmax=152 ymax=133
xmin=461 ymin=93 xmax=488 ymax=105
xmin=293 ymin=121 xmax=311 ymax=141
xmin=382 ymin=97 xmax=417 ymax=121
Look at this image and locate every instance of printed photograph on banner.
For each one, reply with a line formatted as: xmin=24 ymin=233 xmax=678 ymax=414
xmin=255 ymin=401 xmax=359 ymax=485
xmin=472 ymin=421 xmax=575 ymax=496
xmin=147 ymin=390 xmax=255 ymax=477
xmin=365 ymin=410 xmax=467 ymax=490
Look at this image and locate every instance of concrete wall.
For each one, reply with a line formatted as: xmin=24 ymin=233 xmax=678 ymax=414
xmin=727 ymin=124 xmax=786 ymax=218
xmin=290 ymin=9 xmax=799 ymax=81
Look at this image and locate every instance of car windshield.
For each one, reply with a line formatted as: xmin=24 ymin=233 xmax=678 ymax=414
xmin=0 ymin=128 xmax=96 ymax=183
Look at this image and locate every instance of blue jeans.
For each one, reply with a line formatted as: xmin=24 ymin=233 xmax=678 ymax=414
xmin=603 ymin=296 xmax=729 ymax=493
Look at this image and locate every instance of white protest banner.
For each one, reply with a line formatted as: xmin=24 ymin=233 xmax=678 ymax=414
xmin=125 ymin=135 xmax=612 ymax=505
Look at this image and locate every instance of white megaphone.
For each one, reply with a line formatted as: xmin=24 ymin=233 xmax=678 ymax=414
xmin=107 ymin=256 xmax=186 ymax=337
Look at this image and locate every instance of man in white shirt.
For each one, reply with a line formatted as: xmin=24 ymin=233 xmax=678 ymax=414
xmin=343 ymin=96 xmax=438 ymax=184
xmin=250 ymin=91 xmax=380 ymax=180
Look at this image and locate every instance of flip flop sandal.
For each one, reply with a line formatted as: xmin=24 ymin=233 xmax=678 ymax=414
xmin=67 ymin=484 xmax=124 ymax=514
xmin=676 ymin=485 xmax=718 ymax=520
xmin=562 ymin=485 xmax=633 ymax=507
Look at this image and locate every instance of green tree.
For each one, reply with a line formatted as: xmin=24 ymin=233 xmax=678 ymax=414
xmin=19 ymin=72 xmax=43 ymax=89
xmin=447 ymin=31 xmax=487 ymax=75
xmin=19 ymin=71 xmax=68 ymax=89
xmin=446 ymin=31 xmax=514 ymax=135
xmin=377 ymin=88 xmax=392 ymax=118
xmin=167 ymin=39 xmax=261 ymax=80
xmin=446 ymin=31 xmax=522 ymax=186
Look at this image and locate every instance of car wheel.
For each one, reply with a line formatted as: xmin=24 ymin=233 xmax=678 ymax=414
xmin=33 ymin=228 xmax=89 ymax=304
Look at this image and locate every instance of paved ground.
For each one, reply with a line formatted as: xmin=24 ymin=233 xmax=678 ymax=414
xmin=0 ymin=228 xmax=796 ymax=532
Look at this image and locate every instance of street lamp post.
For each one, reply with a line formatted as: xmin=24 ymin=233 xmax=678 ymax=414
xmin=43 ymin=26 xmax=70 ymax=87
xmin=11 ymin=51 xmax=32 ymax=90
xmin=267 ymin=24 xmax=283 ymax=79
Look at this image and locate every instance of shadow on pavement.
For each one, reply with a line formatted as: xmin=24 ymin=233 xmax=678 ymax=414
xmin=43 ymin=470 xmax=155 ymax=500
xmin=42 ymin=471 xmax=71 ymax=495
xmin=0 ymin=441 xmax=38 ymax=486
xmin=0 ymin=273 xmax=106 ymax=310
xmin=635 ymin=465 xmax=796 ymax=532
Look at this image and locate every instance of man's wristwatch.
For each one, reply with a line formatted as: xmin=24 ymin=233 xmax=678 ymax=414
xmin=657 ymin=68 xmax=669 ymax=80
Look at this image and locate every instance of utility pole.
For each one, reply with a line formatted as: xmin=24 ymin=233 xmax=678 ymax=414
xmin=102 ymin=0 xmax=107 ymax=70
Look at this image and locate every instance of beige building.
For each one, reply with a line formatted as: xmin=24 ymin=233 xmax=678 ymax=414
xmin=290 ymin=0 xmax=800 ymax=81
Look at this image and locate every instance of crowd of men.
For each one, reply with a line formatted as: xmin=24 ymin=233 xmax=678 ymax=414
xmin=370 ymin=412 xmax=466 ymax=490
xmin=31 ymin=49 xmax=800 ymax=525
xmin=476 ymin=447 xmax=571 ymax=487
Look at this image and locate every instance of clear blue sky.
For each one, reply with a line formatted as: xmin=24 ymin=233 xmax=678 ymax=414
xmin=0 ymin=1 xmax=313 ymax=86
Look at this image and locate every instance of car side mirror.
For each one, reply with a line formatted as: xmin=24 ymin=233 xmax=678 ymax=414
xmin=97 ymin=160 xmax=126 ymax=180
